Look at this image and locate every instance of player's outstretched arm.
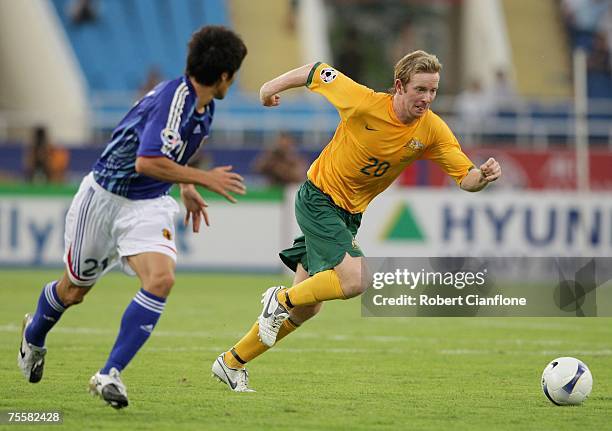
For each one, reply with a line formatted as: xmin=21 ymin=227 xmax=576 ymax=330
xmin=460 ymin=157 xmax=501 ymax=192
xmin=259 ymin=63 xmax=316 ymax=107
xmin=135 ymin=156 xmax=246 ymax=202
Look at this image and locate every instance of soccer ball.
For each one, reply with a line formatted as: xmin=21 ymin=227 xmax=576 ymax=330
xmin=541 ymin=357 xmax=593 ymax=405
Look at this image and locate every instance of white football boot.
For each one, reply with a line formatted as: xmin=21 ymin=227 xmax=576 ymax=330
xmin=257 ymin=286 xmax=290 ymax=347
xmin=17 ymin=313 xmax=47 ymax=383
xmin=212 ymin=354 xmax=255 ymax=392
xmin=89 ymin=368 xmax=129 ymax=409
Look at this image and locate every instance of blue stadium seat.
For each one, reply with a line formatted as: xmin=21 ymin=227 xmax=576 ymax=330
xmin=202 ymin=0 xmax=229 ymax=24
xmin=50 ymin=0 xmax=231 ymax=93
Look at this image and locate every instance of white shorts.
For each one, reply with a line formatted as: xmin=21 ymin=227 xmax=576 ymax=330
xmin=63 ymin=173 xmax=180 ymax=286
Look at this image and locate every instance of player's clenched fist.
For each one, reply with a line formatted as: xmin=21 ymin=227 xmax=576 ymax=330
xmin=259 ymin=88 xmax=280 ymax=107
xmin=479 ymin=157 xmax=501 ymax=182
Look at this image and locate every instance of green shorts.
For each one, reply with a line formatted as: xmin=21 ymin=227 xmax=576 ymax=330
xmin=279 ymin=180 xmax=364 ymax=276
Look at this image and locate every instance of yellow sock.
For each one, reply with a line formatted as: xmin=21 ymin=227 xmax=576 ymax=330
xmin=223 ymin=318 xmax=299 ymax=369
xmin=278 ymin=270 xmax=345 ymax=308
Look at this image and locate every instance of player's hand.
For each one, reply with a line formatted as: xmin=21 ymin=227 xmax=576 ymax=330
xmin=479 ymin=157 xmax=501 ymax=182
xmin=259 ymin=85 xmax=281 ymax=107
xmin=203 ymin=165 xmax=246 ymax=203
xmin=180 ymin=184 xmax=209 ymax=232
xmin=260 ymin=93 xmax=280 ymax=107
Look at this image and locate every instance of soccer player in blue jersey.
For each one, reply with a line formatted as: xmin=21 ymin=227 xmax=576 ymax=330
xmin=17 ymin=26 xmax=247 ymax=409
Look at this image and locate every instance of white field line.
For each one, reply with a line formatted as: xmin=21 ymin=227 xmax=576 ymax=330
xmin=37 ymin=345 xmax=612 ymax=356
xmin=49 ymin=345 xmax=371 ymax=354
xmin=364 ymin=318 xmax=612 ymax=332
xmin=462 ymin=319 xmax=612 ymax=332
xmin=2 ymin=322 xmax=610 ymax=356
xmin=0 ymin=323 xmax=579 ymax=345
xmin=440 ymin=349 xmax=612 ymax=356
xmin=1 ymin=323 xmax=610 ymax=352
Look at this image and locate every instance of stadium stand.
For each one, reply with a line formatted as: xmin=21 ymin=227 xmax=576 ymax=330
xmin=50 ymin=0 xmax=230 ymax=91
xmin=501 ymin=0 xmax=572 ymax=99
xmin=0 ymin=0 xmax=610 ymax=185
xmin=560 ymin=0 xmax=612 ymax=99
xmin=228 ymin=0 xmax=302 ymax=93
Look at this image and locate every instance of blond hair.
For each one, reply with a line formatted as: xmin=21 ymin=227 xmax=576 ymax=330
xmin=392 ymin=50 xmax=442 ymax=94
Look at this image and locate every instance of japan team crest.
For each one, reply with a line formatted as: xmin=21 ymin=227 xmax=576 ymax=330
xmin=160 ymin=128 xmax=183 ymax=154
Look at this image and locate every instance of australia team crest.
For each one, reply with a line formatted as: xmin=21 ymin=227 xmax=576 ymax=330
xmin=400 ymin=137 xmax=425 ymax=162
xmin=406 ymin=138 xmax=424 ymax=152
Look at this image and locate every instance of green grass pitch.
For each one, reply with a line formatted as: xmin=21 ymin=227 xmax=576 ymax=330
xmin=1 ymin=270 xmax=610 ymax=430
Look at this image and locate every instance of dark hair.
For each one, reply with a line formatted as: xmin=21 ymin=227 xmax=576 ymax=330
xmin=186 ymin=26 xmax=247 ymax=86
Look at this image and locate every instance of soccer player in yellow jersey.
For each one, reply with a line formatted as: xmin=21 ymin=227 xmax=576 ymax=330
xmin=212 ymin=50 xmax=501 ymax=391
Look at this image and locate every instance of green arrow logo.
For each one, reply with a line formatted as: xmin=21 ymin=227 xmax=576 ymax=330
xmin=382 ymin=203 xmax=426 ymax=241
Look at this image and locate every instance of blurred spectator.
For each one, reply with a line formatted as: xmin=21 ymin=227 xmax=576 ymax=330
xmin=68 ymin=0 xmax=98 ymax=25
xmin=49 ymin=147 xmax=70 ymax=183
xmin=253 ymin=133 xmax=308 ymax=186
xmin=587 ymin=32 xmax=612 ymax=97
xmin=487 ymin=69 xmax=520 ymax=116
xmin=588 ymin=32 xmax=612 ymax=72
xmin=24 ymin=126 xmax=69 ymax=184
xmin=138 ymin=66 xmax=163 ymax=99
xmin=561 ymin=0 xmax=612 ymax=99
xmin=603 ymin=5 xmax=612 ymax=60
xmin=561 ymin=0 xmax=611 ymax=50
xmin=285 ymin=0 xmax=299 ymax=32
xmin=390 ymin=21 xmax=415 ymax=72
xmin=336 ymin=26 xmax=364 ymax=83
xmin=489 ymin=69 xmax=519 ymax=113
xmin=454 ymin=79 xmax=494 ymax=145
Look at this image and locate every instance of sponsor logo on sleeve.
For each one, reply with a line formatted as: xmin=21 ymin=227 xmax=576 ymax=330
xmin=320 ymin=68 xmax=338 ymax=83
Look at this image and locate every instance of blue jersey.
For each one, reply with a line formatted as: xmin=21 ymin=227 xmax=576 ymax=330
xmin=93 ymin=76 xmax=214 ymax=199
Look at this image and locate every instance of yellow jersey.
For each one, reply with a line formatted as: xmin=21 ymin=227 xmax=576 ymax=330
xmin=306 ymin=62 xmax=474 ymax=214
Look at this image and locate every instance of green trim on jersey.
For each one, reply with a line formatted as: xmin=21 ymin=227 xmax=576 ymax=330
xmin=306 ymin=62 xmax=322 ymax=87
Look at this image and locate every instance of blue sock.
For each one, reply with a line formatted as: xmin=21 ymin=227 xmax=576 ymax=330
xmin=101 ymin=288 xmax=166 ymax=374
xmin=25 ymin=281 xmax=66 ymax=347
